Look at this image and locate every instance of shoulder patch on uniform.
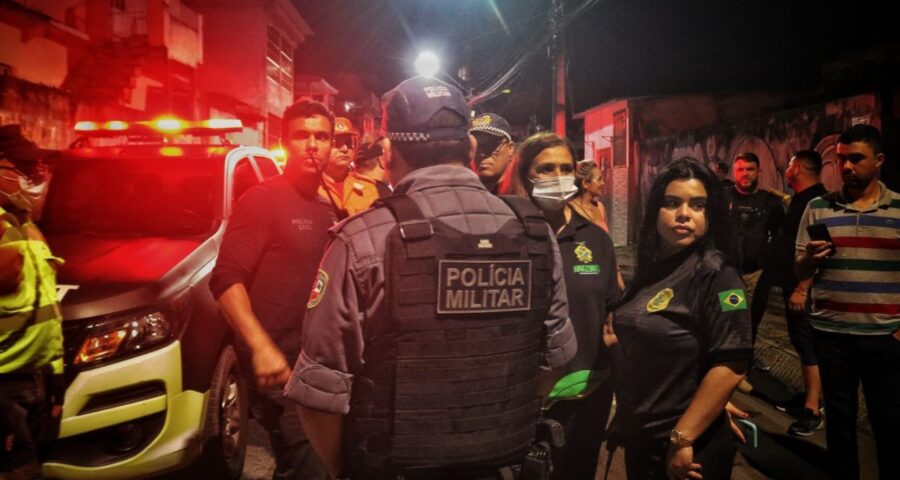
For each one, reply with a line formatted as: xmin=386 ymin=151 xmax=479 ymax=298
xmin=718 ymin=289 xmax=747 ymax=312
xmin=307 ymin=270 xmax=329 ymax=309
xmin=646 ymin=288 xmax=674 ymax=313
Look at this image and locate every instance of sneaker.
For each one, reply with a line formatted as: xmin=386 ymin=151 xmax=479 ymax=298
xmin=752 ymin=358 xmax=772 ymax=372
xmin=775 ymin=393 xmax=806 ymax=413
xmin=788 ymin=408 xmax=824 ymax=437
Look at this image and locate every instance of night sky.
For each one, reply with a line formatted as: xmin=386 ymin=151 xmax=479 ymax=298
xmin=294 ymin=0 xmax=896 ymax=127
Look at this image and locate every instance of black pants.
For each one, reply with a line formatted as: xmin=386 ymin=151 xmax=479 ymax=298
xmin=813 ymin=330 xmax=900 ymax=480
xmin=0 ymin=374 xmax=53 ymax=478
xmin=544 ymin=384 xmax=614 ymax=480
xmin=750 ymin=269 xmax=773 ymax=343
xmin=622 ymin=415 xmax=734 ymax=480
xmin=781 ymin=287 xmax=818 ymax=366
xmin=246 ymin=379 xmax=329 ymax=480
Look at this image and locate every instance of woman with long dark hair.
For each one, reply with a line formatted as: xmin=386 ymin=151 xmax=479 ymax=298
xmin=515 ymin=132 xmax=620 ymax=479
xmin=606 ymin=158 xmax=752 ymax=480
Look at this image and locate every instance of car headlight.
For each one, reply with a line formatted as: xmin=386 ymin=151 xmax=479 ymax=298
xmin=74 ymin=293 xmax=191 ymax=366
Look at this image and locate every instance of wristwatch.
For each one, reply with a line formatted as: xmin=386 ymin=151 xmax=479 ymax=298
xmin=669 ymin=428 xmax=694 ymax=448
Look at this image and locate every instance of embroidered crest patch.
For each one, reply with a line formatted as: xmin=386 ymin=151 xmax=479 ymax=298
xmin=307 ymin=270 xmax=329 ymax=309
xmin=718 ymin=289 xmax=747 ymax=312
xmin=574 ymin=242 xmax=594 ymax=264
xmin=647 ymin=288 xmax=674 ymax=313
xmin=472 ymin=115 xmax=492 ymax=127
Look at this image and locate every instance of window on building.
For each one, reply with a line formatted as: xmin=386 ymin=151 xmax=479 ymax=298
xmin=267 ymin=25 xmax=294 ymax=92
xmin=613 ymin=110 xmax=627 ymax=166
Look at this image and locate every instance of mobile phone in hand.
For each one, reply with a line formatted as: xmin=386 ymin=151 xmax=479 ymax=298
xmin=806 ymin=223 xmax=836 ymax=256
xmin=735 ymin=418 xmax=758 ymax=448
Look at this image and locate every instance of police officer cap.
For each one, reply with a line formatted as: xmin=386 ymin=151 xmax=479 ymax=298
xmin=380 ymin=76 xmax=470 ymax=143
xmin=0 ymin=124 xmax=58 ymax=168
xmin=469 ymin=113 xmax=513 ymax=142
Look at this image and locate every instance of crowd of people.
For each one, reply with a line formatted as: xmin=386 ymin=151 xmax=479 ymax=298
xmin=1 ymin=74 xmax=898 ymax=480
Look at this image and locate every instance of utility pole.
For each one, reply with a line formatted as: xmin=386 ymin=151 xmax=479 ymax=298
xmin=550 ymin=0 xmax=566 ymax=137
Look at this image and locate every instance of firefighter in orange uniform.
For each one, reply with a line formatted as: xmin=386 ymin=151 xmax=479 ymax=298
xmin=319 ymin=117 xmax=384 ymax=216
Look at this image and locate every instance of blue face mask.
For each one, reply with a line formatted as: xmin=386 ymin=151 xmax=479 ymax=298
xmin=530 ymin=175 xmax=578 ymax=211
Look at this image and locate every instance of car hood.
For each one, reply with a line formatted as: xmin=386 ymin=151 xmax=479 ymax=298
xmin=46 ymin=235 xmax=214 ymax=321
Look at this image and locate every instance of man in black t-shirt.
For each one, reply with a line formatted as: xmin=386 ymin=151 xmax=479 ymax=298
xmin=725 ymin=152 xmax=785 ymax=344
xmin=210 ymin=99 xmax=336 ymax=480
xmin=774 ymin=150 xmax=828 ymax=436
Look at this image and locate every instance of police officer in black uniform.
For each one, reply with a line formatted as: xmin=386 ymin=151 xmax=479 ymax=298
xmin=284 ymin=76 xmax=577 ymax=480
xmin=725 ymin=152 xmax=785 ymax=341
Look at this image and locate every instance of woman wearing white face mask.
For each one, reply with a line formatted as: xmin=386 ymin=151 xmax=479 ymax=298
xmin=0 ymin=165 xmax=49 ymax=215
xmin=514 ymin=132 xmax=620 ymax=480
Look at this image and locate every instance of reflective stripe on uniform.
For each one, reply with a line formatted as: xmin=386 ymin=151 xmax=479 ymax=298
xmin=1 ymin=207 xmax=64 ymax=374
xmin=0 ymin=303 xmax=62 ymax=333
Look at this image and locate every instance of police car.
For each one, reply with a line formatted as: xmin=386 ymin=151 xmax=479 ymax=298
xmin=38 ymin=119 xmax=280 ymax=479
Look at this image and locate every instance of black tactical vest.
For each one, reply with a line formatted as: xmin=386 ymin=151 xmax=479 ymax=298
xmin=344 ymin=195 xmax=554 ymax=477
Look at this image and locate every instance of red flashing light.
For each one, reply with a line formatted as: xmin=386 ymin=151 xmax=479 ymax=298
xmin=204 ymin=119 xmax=242 ymax=129
xmin=270 ymin=147 xmax=286 ymax=160
xmin=105 ymin=121 xmax=129 ymax=131
xmin=159 ymin=146 xmax=184 ymax=157
xmin=154 ymin=119 xmax=184 ymax=132
xmin=73 ymin=118 xmax=242 ymax=138
xmin=74 ymin=121 xmax=99 ymax=132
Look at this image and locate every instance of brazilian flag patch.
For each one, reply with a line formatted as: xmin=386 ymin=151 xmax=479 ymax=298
xmin=718 ymin=289 xmax=747 ymax=312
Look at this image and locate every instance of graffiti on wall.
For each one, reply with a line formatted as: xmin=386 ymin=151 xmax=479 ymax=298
xmin=636 ymin=93 xmax=880 ymax=204
xmin=0 ymin=76 xmax=72 ymax=149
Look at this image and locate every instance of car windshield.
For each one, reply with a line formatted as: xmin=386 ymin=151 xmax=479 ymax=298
xmin=42 ymin=155 xmax=222 ymax=236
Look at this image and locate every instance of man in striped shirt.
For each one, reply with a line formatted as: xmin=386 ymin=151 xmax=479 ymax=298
xmin=795 ymin=124 xmax=899 ymax=480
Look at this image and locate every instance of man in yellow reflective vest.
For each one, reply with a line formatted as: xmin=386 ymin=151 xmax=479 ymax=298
xmin=0 ymin=125 xmax=63 ymax=479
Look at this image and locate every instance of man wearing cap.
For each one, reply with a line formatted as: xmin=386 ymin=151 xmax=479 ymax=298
xmin=0 ymin=125 xmax=64 ymax=478
xmin=285 ymin=76 xmax=576 ymax=480
xmin=319 ymin=117 xmax=384 ymax=217
xmin=470 ymin=113 xmax=516 ymax=194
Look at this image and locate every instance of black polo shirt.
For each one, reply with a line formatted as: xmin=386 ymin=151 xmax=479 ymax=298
xmin=724 ymin=187 xmax=785 ymax=273
xmin=210 ymin=175 xmax=335 ymax=362
xmin=612 ymin=247 xmax=752 ymax=440
xmin=558 ymin=211 xmax=619 ymax=372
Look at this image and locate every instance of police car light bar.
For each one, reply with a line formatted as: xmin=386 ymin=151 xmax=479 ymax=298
xmin=203 ymin=119 xmax=242 ymax=129
xmin=269 ymin=147 xmax=287 ymax=160
xmin=153 ymin=118 xmax=184 ymax=132
xmin=73 ymin=118 xmax=244 ymax=137
xmin=74 ymin=121 xmax=100 ymax=132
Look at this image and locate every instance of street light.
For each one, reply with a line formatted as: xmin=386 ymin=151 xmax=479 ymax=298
xmin=415 ymin=51 xmax=440 ymax=78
